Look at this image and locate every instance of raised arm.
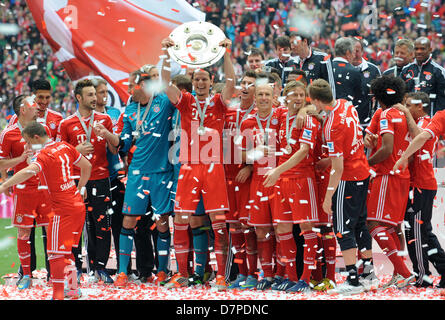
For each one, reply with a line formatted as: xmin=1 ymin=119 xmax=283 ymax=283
xmin=220 ymin=38 xmax=235 ymax=105
xmin=160 ymin=37 xmax=182 ymax=105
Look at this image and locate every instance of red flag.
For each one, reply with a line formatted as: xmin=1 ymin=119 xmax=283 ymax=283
xmin=25 ymin=0 xmax=205 ymax=102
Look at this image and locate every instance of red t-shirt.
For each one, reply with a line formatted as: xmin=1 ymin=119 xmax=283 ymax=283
xmin=240 ymin=107 xmax=284 ymax=178
xmin=409 ymin=116 xmax=438 ymax=190
xmin=366 ymin=108 xmax=383 ymax=171
xmin=322 ymin=99 xmax=370 ymax=181
xmin=424 ymin=110 xmax=445 ymax=140
xmin=0 ymin=124 xmax=51 ymax=193
xmin=8 ymin=108 xmax=63 ymax=140
xmin=277 ymin=113 xmax=319 ymax=178
xmin=57 ymin=111 xmax=112 ymax=181
xmin=223 ymin=104 xmax=256 ymax=179
xmin=175 ymin=92 xmax=227 ymax=164
xmin=374 ymin=107 xmax=410 ymax=179
xmin=32 ymin=140 xmax=83 ymax=207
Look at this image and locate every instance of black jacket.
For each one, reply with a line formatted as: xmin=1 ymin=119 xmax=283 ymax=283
xmin=264 ymin=57 xmax=300 ymax=86
xmin=292 ymin=49 xmax=334 ymax=85
xmin=400 ymin=55 xmax=445 ymax=115
xmin=331 ymin=57 xmax=365 ymax=122
xmin=356 ymin=58 xmax=381 ymax=125
xmin=383 ymin=65 xmax=404 ymax=77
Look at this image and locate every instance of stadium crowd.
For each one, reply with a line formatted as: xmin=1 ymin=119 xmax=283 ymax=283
xmin=2 ymin=0 xmax=445 ymax=129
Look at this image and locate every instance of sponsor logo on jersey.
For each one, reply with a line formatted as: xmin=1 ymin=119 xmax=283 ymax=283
xmin=302 ymin=129 xmax=312 ymax=141
xmin=60 ymin=180 xmax=76 ymax=191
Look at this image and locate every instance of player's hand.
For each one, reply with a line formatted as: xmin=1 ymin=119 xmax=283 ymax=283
xmin=393 ymin=156 xmax=408 ymax=173
xmin=364 ymin=133 xmax=378 ymax=149
xmin=322 ymin=195 xmax=333 ymax=215
xmin=262 ymin=144 xmax=276 ymax=157
xmin=19 ymin=145 xmax=33 ymax=162
xmin=219 ymin=38 xmax=232 ymax=51
xmin=315 ymin=158 xmax=331 ymax=172
xmin=295 ymin=114 xmax=306 ymax=130
xmin=77 ymin=142 xmax=94 ymax=156
xmin=161 ymin=37 xmax=175 ymax=49
xmin=78 ymin=186 xmax=87 ymax=201
xmin=263 ymin=168 xmax=280 ymax=188
xmin=393 ymin=103 xmax=409 ymax=114
xmin=235 ymin=165 xmax=252 ymax=184
xmin=93 ymin=123 xmax=110 ymax=138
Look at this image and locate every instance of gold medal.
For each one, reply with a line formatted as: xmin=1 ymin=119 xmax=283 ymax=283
xmin=285 ymin=144 xmax=292 ymax=154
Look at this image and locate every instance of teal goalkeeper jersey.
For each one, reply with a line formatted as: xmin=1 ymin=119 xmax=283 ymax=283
xmin=120 ymin=93 xmax=176 ymax=174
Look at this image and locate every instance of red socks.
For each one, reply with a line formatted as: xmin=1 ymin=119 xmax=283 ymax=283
xmin=244 ymin=229 xmax=258 ymax=276
xmin=173 ymin=222 xmax=191 ymax=276
xmin=370 ymin=225 xmax=411 ymax=278
xmin=301 ymin=231 xmax=318 ymax=282
xmin=278 ymin=232 xmax=298 ymax=281
xmin=17 ymin=237 xmax=31 ymax=276
xmin=49 ymin=255 xmax=66 ymax=300
xmin=211 ymin=220 xmax=228 ymax=277
xmin=257 ymin=235 xmax=274 ymax=278
xmin=230 ymin=229 xmax=248 ymax=276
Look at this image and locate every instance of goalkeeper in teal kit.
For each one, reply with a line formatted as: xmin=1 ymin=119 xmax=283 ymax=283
xmin=114 ymin=73 xmax=176 ymax=287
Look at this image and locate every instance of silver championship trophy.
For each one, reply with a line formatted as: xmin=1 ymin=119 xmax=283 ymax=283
xmin=168 ymin=21 xmax=227 ymax=68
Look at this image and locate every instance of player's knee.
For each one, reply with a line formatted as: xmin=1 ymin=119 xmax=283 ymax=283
xmin=336 ymin=233 xmax=357 ymax=252
xmin=156 ymin=215 xmax=170 ymax=233
xmin=122 ymin=215 xmax=137 ymax=229
xmin=17 ymin=228 xmax=31 ymax=240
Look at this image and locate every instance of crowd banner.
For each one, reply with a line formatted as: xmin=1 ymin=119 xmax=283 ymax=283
xmin=25 ymin=0 xmax=205 ymax=105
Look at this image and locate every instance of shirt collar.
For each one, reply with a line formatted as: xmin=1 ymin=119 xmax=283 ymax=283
xmin=332 ymin=57 xmax=349 ymax=64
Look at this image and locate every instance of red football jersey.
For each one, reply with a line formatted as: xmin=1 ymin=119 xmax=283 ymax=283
xmin=322 ymin=99 xmax=370 ymax=181
xmin=8 ymin=108 xmax=63 ymax=139
xmin=0 ymin=123 xmax=51 ymax=193
xmin=240 ymin=107 xmax=284 ymax=178
xmin=57 ymin=111 xmax=112 ymax=180
xmin=424 ymin=110 xmax=445 ymax=140
xmin=32 ymin=140 xmax=83 ymax=207
xmin=175 ymin=92 xmax=227 ymax=164
xmin=374 ymin=107 xmax=410 ymax=178
xmin=409 ymin=116 xmax=437 ymax=190
xmin=277 ymin=113 xmax=319 ymax=178
xmin=223 ymin=104 xmax=256 ymax=179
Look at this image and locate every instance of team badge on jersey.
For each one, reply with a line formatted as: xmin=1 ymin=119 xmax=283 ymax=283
xmin=153 ymin=105 xmax=160 ymax=113
xmin=50 ymin=123 xmax=56 ymax=130
xmin=425 ymin=73 xmax=432 ymax=81
xmin=380 ymin=119 xmax=388 ymax=130
xmin=16 ymin=214 xmax=23 ymax=223
xmin=364 ymin=71 xmax=370 ymax=78
xmin=308 ymin=63 xmax=315 ymax=70
xmin=271 ymin=118 xmax=278 ymax=125
xmin=302 ymin=129 xmax=312 ymax=141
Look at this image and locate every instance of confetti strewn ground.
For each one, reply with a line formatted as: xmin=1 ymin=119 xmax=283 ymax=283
xmin=1 ymin=270 xmax=444 ymax=301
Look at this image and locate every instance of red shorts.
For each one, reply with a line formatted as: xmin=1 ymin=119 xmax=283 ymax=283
xmin=315 ymin=170 xmax=332 ymax=226
xmin=47 ymin=199 xmax=86 ymax=255
xmin=367 ymin=175 xmax=410 ymax=226
xmin=247 ymin=176 xmax=278 ymax=227
xmin=274 ymin=176 xmax=319 ymax=224
xmin=174 ymin=163 xmax=229 ymax=215
xmin=12 ymin=190 xmax=51 ymax=228
xmin=226 ymin=177 xmax=251 ymax=225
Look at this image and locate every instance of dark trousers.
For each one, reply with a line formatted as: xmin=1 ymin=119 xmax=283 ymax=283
xmin=405 ymin=188 xmax=445 ymax=285
xmin=72 ymin=178 xmax=112 ymax=273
